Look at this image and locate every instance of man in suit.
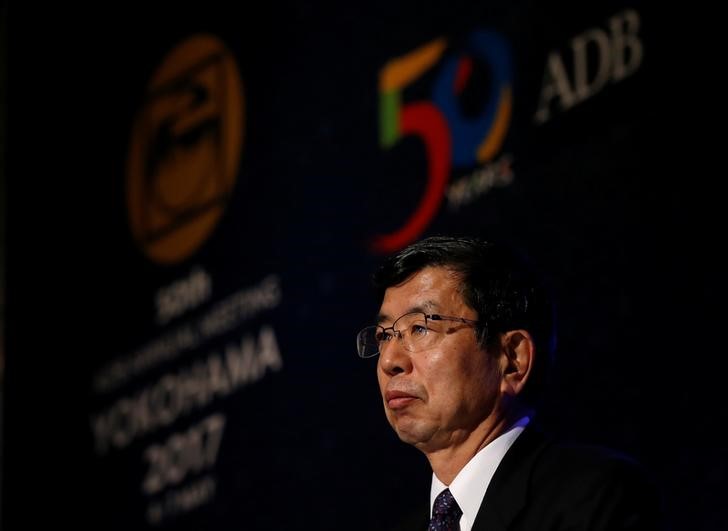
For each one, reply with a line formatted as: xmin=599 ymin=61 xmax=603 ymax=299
xmin=356 ymin=236 xmax=663 ymax=531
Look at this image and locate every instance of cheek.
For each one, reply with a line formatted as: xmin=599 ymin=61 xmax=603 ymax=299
xmin=418 ymin=350 xmax=469 ymax=397
xmin=427 ymin=349 xmax=497 ymax=400
xmin=467 ymin=351 xmax=499 ymax=384
xmin=465 ymin=357 xmax=503 ymax=411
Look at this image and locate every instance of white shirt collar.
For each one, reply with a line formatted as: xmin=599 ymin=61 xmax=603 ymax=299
xmin=430 ymin=417 xmax=530 ymax=531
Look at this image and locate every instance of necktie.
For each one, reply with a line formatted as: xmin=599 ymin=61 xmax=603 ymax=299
xmin=428 ymin=488 xmax=462 ymax=531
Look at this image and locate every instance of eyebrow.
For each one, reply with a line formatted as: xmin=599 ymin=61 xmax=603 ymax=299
xmin=376 ymin=301 xmax=439 ymax=324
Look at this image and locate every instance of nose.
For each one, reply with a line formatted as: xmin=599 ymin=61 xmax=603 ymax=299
xmin=377 ymin=338 xmax=413 ymax=377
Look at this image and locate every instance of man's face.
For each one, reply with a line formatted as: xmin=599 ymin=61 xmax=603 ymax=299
xmin=376 ymin=266 xmax=505 ymax=452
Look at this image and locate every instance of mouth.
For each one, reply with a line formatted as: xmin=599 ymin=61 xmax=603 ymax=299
xmin=385 ymin=390 xmax=419 ymax=410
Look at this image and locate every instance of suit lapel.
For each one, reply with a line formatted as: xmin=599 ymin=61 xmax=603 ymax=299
xmin=471 ymin=426 xmax=551 ymax=531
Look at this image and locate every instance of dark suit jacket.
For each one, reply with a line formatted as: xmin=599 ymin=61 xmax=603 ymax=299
xmin=392 ymin=426 xmax=663 ymax=531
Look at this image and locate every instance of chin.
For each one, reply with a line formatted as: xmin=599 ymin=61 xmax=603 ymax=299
xmin=391 ymin=418 xmax=433 ymax=447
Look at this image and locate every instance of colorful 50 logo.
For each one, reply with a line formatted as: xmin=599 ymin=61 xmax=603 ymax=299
xmin=372 ymin=31 xmax=513 ymax=253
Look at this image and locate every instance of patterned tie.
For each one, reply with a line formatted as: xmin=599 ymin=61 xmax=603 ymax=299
xmin=428 ymin=488 xmax=462 ymax=531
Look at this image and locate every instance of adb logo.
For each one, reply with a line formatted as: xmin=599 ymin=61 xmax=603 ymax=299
xmin=373 ymin=31 xmax=513 ymax=254
xmin=127 ymin=34 xmax=245 ymax=265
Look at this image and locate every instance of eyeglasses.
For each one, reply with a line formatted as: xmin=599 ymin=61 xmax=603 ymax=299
xmin=356 ymin=311 xmax=479 ymax=358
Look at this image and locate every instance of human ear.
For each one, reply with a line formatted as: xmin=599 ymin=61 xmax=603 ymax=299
xmin=500 ymin=330 xmax=534 ymax=397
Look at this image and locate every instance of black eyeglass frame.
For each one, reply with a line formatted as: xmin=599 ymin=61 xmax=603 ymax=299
xmin=356 ymin=312 xmax=480 ymax=358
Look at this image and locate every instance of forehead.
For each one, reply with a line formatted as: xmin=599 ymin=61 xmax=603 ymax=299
xmin=378 ymin=266 xmax=468 ymax=320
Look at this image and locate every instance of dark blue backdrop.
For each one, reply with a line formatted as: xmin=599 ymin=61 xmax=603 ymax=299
xmin=5 ymin=1 xmax=726 ymax=530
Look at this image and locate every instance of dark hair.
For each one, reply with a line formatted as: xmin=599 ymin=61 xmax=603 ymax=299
xmin=372 ymin=235 xmax=555 ymax=407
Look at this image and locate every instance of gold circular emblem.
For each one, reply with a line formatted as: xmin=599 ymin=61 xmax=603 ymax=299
xmin=127 ymin=34 xmax=244 ymax=264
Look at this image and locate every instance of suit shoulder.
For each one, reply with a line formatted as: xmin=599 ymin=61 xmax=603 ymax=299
xmin=536 ymin=440 xmax=654 ymax=483
xmin=526 ymin=441 xmax=665 ymax=529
